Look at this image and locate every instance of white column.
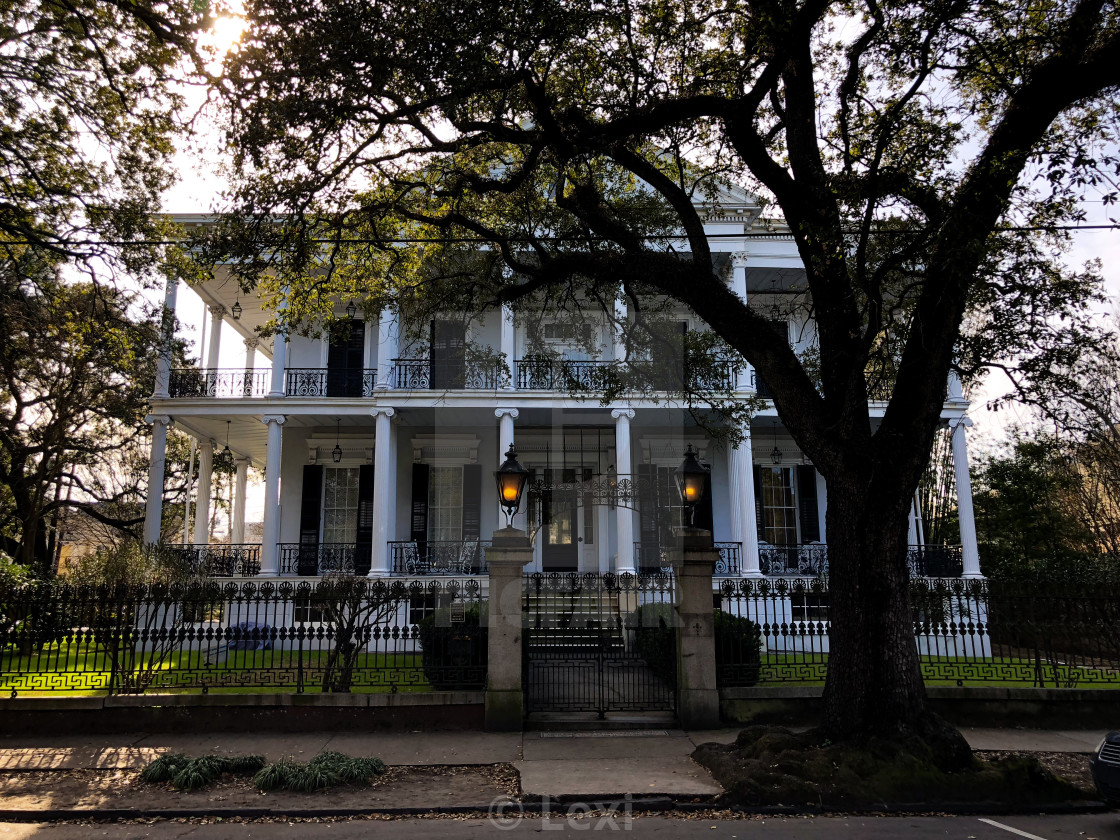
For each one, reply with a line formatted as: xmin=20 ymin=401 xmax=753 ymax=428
xmin=242 ymin=336 xmax=260 ymax=397
xmin=152 ymin=274 xmax=178 ymax=399
xmin=612 ymin=408 xmax=636 ymax=573
xmin=495 ymin=408 xmax=519 ymax=528
xmin=612 ymin=298 xmax=628 ymax=362
xmin=950 ymin=416 xmax=983 ymax=578
xmin=907 ymin=498 xmax=920 ymax=546
xmin=947 ymin=370 xmax=965 ymax=400
xmin=377 ymin=308 xmax=397 ymax=389
xmin=231 ymin=457 xmax=250 ymax=545
xmin=205 ymin=304 xmax=224 ymax=369
xmin=730 ymin=252 xmax=753 ymax=390
xmin=369 ymin=407 xmax=396 ymax=576
xmin=192 ymin=442 xmax=215 ymax=546
xmin=738 ymin=426 xmax=762 ymax=577
xmin=259 ymin=414 xmax=286 ymax=576
xmin=726 ymin=442 xmax=744 ymax=544
xmin=500 ymin=305 xmax=516 ymax=389
xmin=816 ymin=470 xmax=828 ymax=543
xmin=143 ymin=415 xmax=172 ymax=545
xmin=268 ymin=330 xmax=287 ymax=398
xmin=597 ymin=505 xmax=610 ymax=573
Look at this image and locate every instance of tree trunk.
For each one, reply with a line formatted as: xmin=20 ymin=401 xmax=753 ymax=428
xmin=820 ymin=474 xmax=972 ymax=769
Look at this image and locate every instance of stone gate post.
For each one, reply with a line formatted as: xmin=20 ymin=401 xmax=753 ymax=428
xmin=672 ymin=529 xmax=720 ymax=729
xmin=484 ymin=526 xmax=532 ymax=731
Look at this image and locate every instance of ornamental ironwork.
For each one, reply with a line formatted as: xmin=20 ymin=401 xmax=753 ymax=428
xmin=168 ymin=369 xmax=270 ymax=398
xmin=392 ymin=358 xmax=505 ymax=390
xmin=164 ymin=544 xmax=262 ymax=576
xmin=515 ymin=359 xmax=614 ymax=391
xmin=278 ymin=543 xmax=368 ymax=576
xmin=285 ymin=368 xmax=377 ymax=398
xmin=389 ymin=541 xmax=491 ymax=575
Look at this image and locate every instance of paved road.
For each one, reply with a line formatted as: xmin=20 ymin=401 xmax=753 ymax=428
xmin=0 ymin=813 xmax=1116 ymax=839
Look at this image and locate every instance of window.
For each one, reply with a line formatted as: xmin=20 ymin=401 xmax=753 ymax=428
xmin=791 ymin=594 xmax=829 ymax=622
xmin=322 ymin=467 xmax=361 ymax=544
xmin=760 ymin=466 xmax=798 ymax=545
xmin=295 ymin=595 xmax=328 ymax=624
xmin=409 ymin=593 xmax=452 ymax=625
xmin=428 ymin=465 xmax=463 ymax=541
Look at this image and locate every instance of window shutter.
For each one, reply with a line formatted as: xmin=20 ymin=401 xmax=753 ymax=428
xmin=410 ymin=463 xmax=430 ymax=543
xmin=430 ymin=320 xmax=466 ymax=388
xmin=354 ymin=464 xmax=375 ymax=575
xmin=327 ymin=320 xmax=365 ymax=397
xmin=299 ymin=465 xmax=323 ymax=575
xmin=696 ymin=460 xmax=714 ymax=533
xmin=637 ymin=463 xmax=659 ymax=560
xmin=797 ymin=465 xmax=820 ymax=543
xmin=461 ymin=464 xmax=482 ymax=542
xmin=752 ymin=465 xmax=764 ymax=543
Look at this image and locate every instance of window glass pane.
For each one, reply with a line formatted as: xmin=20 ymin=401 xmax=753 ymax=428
xmin=428 ymin=465 xmax=463 ymax=541
xmin=323 ymin=467 xmax=360 ymax=544
xmin=760 ymin=467 xmax=798 ymax=545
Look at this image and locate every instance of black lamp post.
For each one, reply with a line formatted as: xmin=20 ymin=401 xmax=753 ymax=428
xmin=674 ymin=444 xmax=710 ymax=527
xmin=495 ymin=444 xmax=529 ymax=527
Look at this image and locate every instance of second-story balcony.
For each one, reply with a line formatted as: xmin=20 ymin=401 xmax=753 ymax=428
xmin=286 ymin=368 xmax=378 ymax=398
xmin=168 ymin=368 xmax=271 ymax=398
xmin=393 ymin=358 xmax=505 ymax=390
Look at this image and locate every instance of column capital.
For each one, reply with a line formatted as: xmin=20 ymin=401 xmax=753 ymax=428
xmin=260 ymin=414 xmax=287 ymax=426
xmin=948 ymin=416 xmax=973 ymax=431
xmin=730 ymin=252 xmax=750 ymax=268
xmin=208 ymin=303 xmax=226 ymax=319
xmin=371 ymin=406 xmax=396 ymax=419
xmin=145 ymin=414 xmax=172 ymax=428
xmin=495 ymin=408 xmax=519 ymax=420
xmin=234 ymin=456 xmax=251 ymax=467
xmin=611 ymin=408 xmax=635 ymax=421
xmin=243 ymin=336 xmax=260 ymax=350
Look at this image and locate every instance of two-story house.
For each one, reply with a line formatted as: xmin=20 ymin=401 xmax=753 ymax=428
xmin=143 ymin=193 xmax=982 ymax=594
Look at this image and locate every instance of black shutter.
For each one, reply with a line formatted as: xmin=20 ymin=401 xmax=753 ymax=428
xmin=430 ymin=320 xmax=466 ymax=388
xmin=461 ymin=464 xmax=482 ymax=542
xmin=752 ymin=465 xmax=764 ymax=544
xmin=354 ymin=464 xmax=375 ymax=576
xmin=637 ymin=463 xmax=659 ymax=567
xmin=797 ymin=465 xmax=820 ymax=543
xmin=696 ymin=460 xmax=714 ymax=533
xmin=327 ymin=320 xmax=365 ymax=397
xmin=299 ymin=465 xmax=323 ymax=575
xmin=411 ymin=462 xmax=430 ymax=542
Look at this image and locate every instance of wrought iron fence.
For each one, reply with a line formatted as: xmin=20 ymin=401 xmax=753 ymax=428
xmin=285 ymin=368 xmax=377 ymax=398
xmin=632 ymin=542 xmax=742 ymax=574
xmin=714 ymin=577 xmax=1120 ymax=688
xmin=0 ymin=578 xmax=486 ymax=695
xmin=277 ymin=544 xmax=369 ymax=576
xmin=168 ymin=369 xmax=270 ymax=398
xmin=388 ymin=541 xmax=490 ymax=575
xmin=756 ymin=544 xmax=963 ymax=578
xmin=393 ymin=359 xmax=505 ymax=390
xmin=515 ymin=359 xmax=613 ymax=391
xmin=164 ymin=545 xmax=261 ymax=577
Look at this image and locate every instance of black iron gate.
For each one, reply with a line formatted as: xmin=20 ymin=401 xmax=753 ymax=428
xmin=523 ymin=572 xmax=677 ymax=717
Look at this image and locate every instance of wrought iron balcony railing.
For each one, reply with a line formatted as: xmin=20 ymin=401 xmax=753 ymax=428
xmin=388 ymin=540 xmax=491 ymax=575
xmin=167 ymin=369 xmax=270 ymax=398
xmin=393 ymin=359 xmax=505 ymax=390
xmin=633 ymin=542 xmax=741 ymax=574
xmin=907 ymin=544 xmax=964 ymax=577
xmin=285 ymin=368 xmax=377 ymax=398
xmin=164 ymin=544 xmax=262 ymax=576
xmin=277 ymin=543 xmax=371 ymax=576
xmin=758 ymin=543 xmax=964 ymax=577
xmin=515 ymin=359 xmax=613 ymax=391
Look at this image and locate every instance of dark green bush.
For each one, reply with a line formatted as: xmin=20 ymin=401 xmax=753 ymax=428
xmin=630 ymin=603 xmax=762 ymax=688
xmin=416 ymin=602 xmax=488 ymax=690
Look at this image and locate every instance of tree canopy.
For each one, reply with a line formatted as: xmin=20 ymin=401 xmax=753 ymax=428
xmin=212 ymin=0 xmax=1120 ymax=756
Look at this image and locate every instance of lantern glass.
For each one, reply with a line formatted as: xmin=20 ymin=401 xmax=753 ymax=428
xmin=231 ymin=299 xmax=243 ymax=320
xmin=494 ymin=444 xmax=529 ymax=526
xmin=673 ymin=444 xmax=710 ymax=527
xmin=346 ymin=300 xmax=357 ymax=319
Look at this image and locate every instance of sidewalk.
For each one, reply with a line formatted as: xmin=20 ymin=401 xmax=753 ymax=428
xmin=0 ymin=726 xmax=1103 ymax=803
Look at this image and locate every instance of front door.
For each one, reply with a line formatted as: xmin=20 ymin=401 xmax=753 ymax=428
xmin=541 ymin=468 xmax=578 ymax=571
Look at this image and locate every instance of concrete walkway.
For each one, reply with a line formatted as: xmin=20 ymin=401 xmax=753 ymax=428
xmin=0 ymin=727 xmax=1104 ymax=801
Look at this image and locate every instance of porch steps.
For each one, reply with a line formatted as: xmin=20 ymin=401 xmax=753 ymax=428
xmin=524 ymin=590 xmax=626 ymax=652
xmin=526 ymin=712 xmax=679 ymax=731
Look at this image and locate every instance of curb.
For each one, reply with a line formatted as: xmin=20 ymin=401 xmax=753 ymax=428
xmin=0 ymin=798 xmax=1109 ymax=822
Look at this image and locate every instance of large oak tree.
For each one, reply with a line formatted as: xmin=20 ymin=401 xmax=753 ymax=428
xmin=211 ymin=0 xmax=1120 ymax=760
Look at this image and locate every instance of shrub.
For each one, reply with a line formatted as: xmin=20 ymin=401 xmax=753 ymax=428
xmin=416 ymin=601 xmax=488 ymax=690
xmin=630 ymin=603 xmax=762 ymax=688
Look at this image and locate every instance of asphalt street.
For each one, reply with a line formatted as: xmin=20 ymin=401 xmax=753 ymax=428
xmin=0 ymin=813 xmax=1117 ymax=839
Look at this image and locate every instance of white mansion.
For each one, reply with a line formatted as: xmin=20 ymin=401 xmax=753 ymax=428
xmin=142 ymin=198 xmax=982 ymax=585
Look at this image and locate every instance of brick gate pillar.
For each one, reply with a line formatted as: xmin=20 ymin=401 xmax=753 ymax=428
xmin=672 ymin=529 xmax=720 ymax=729
xmin=484 ymin=526 xmax=533 ymax=731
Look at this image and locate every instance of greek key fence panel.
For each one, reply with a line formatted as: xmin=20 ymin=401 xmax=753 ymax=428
xmin=0 ymin=579 xmax=485 ymax=695
xmin=715 ymin=578 xmax=1120 ymax=688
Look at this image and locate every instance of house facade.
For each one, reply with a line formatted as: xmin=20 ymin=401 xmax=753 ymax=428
xmin=143 ymin=199 xmax=983 ymax=589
